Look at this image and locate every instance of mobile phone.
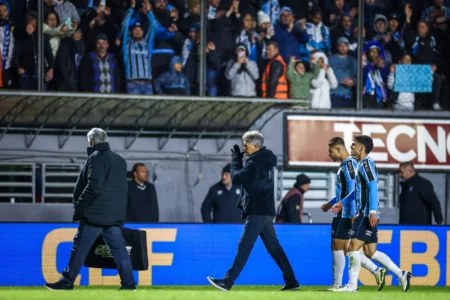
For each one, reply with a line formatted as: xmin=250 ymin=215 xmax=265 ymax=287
xmin=238 ymin=52 xmax=245 ymax=58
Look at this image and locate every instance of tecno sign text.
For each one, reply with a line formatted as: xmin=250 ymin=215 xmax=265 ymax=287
xmin=286 ymin=115 xmax=450 ymax=169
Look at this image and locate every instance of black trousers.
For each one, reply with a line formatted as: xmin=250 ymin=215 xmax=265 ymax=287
xmin=61 ymin=220 xmax=135 ymax=288
xmin=224 ymin=215 xmax=297 ymax=285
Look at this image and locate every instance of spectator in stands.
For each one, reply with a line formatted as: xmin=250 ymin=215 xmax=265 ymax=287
xmin=127 ymin=163 xmax=159 ymax=223
xmin=432 ymin=15 xmax=450 ymax=80
xmin=182 ymin=23 xmax=220 ymax=95
xmin=208 ymin=2 xmax=240 ymax=96
xmin=255 ymin=10 xmax=274 ymax=70
xmin=225 ymin=43 xmax=259 ymax=97
xmin=13 ymin=14 xmax=55 ymax=90
xmin=330 ymin=13 xmax=356 ymax=55
xmin=44 ymin=11 xmax=76 ymax=90
xmin=53 ymin=0 xmax=80 ymax=25
xmin=208 ymin=0 xmax=221 ymax=19
xmin=0 ymin=2 xmax=14 ymax=88
xmin=329 ymin=37 xmax=357 ymax=108
xmin=388 ymin=54 xmax=415 ymax=112
xmin=310 ymin=51 xmax=338 ymax=109
xmin=299 ymin=7 xmax=331 ymax=63
xmin=44 ymin=11 xmax=75 ymax=60
xmin=153 ymin=0 xmax=184 ymax=54
xmin=151 ymin=40 xmax=175 ymax=79
xmin=235 ymin=13 xmax=259 ymax=62
xmin=286 ymin=55 xmax=320 ymax=100
xmin=276 ymin=174 xmax=311 ymax=223
xmin=364 ymin=0 xmax=385 ymax=39
xmin=121 ymin=0 xmax=156 ymax=94
xmin=153 ymin=56 xmax=190 ymax=95
xmin=55 ymin=29 xmax=84 ymax=91
xmin=179 ymin=0 xmax=200 ymax=36
xmin=369 ymin=13 xmax=393 ymax=66
xmin=325 ymin=0 xmax=351 ymax=28
xmin=273 ymin=6 xmax=308 ymax=65
xmin=79 ymin=34 xmax=121 ymax=93
xmin=398 ymin=161 xmax=443 ymax=225
xmin=382 ymin=13 xmax=405 ymax=63
xmin=362 ymin=41 xmax=389 ymax=108
xmin=201 ymin=164 xmax=244 ymax=223
xmin=80 ymin=5 xmax=119 ymax=54
xmin=260 ymin=0 xmax=280 ymax=24
xmin=261 ymin=41 xmax=288 ymax=99
xmin=370 ymin=13 xmax=388 ymax=41
xmin=422 ymin=0 xmax=450 ymax=23
xmin=404 ymin=3 xmax=442 ymax=110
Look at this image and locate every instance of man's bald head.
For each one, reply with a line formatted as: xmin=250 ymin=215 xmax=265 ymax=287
xmin=399 ymin=161 xmax=416 ymax=180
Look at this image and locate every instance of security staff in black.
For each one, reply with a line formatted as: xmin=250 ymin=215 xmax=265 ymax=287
xmin=201 ymin=164 xmax=244 ymax=223
xmin=398 ymin=162 xmax=443 ymax=225
xmin=45 ymin=128 xmax=135 ymax=291
xmin=207 ymin=131 xmax=299 ymax=292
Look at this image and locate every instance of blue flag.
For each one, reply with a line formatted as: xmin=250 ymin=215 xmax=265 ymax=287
xmin=393 ymin=64 xmax=432 ymax=93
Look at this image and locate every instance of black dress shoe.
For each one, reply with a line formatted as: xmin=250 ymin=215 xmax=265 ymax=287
xmin=44 ymin=280 xmax=74 ymax=291
xmin=280 ymin=282 xmax=300 ymax=291
xmin=206 ymin=276 xmax=232 ymax=291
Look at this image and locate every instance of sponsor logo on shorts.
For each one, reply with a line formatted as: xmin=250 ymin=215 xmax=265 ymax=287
xmin=365 ymin=230 xmax=372 ymax=236
xmin=349 ymin=230 xmax=355 ymax=236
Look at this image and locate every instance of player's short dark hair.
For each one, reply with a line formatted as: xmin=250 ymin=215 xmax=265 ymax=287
xmin=328 ymin=137 xmax=345 ymax=147
xmin=132 ymin=163 xmax=146 ymax=175
xmin=399 ymin=161 xmax=415 ymax=170
xmin=354 ymin=135 xmax=374 ymax=154
xmin=266 ymin=41 xmax=279 ymax=49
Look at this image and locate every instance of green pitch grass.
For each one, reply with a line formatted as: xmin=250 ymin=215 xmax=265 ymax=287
xmin=0 ymin=286 xmax=449 ymax=300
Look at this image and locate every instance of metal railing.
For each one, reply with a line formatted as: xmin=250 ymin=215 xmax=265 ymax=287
xmin=41 ymin=163 xmax=83 ymax=203
xmin=0 ymin=163 xmax=35 ymax=203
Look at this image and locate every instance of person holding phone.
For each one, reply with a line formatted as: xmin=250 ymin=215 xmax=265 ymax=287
xmin=225 ymin=43 xmax=259 ymax=97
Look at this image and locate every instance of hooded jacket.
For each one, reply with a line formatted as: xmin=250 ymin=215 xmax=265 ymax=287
xmin=362 ymin=41 xmax=388 ymax=102
xmin=225 ymin=44 xmax=259 ymax=97
xmin=153 ymin=56 xmax=190 ymax=95
xmin=310 ymin=52 xmax=338 ymax=109
xmin=231 ymin=147 xmax=277 ymax=218
xmin=299 ymin=21 xmax=331 ymax=63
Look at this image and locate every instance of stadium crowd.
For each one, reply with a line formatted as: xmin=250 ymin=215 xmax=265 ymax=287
xmin=0 ymin=0 xmax=449 ymax=110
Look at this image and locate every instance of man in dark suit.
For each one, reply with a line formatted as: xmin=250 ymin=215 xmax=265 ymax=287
xmin=126 ymin=163 xmax=159 ymax=223
xmin=207 ymin=131 xmax=299 ymax=291
xmin=201 ymin=164 xmax=244 ymax=223
xmin=44 ymin=128 xmax=135 ymax=291
xmin=398 ymin=161 xmax=444 ymax=225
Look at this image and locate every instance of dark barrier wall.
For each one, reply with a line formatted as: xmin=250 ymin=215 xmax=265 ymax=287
xmin=0 ymin=224 xmax=447 ymax=286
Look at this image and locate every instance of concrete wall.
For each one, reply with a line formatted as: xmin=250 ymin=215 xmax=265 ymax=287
xmin=0 ymin=110 xmax=448 ymax=224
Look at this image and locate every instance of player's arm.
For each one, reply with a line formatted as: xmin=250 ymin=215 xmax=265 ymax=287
xmin=331 ymin=190 xmax=354 ymax=212
xmin=364 ymin=160 xmax=379 ymax=227
xmin=321 ymin=197 xmax=336 ymax=212
xmin=344 ymin=161 xmax=357 ymax=216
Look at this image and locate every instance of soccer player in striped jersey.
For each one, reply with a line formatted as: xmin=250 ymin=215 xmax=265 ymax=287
xmin=332 ymin=135 xmax=412 ymax=292
xmin=321 ymin=137 xmax=386 ymax=291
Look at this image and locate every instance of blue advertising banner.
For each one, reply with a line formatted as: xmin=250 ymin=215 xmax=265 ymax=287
xmin=0 ymin=224 xmax=448 ymax=286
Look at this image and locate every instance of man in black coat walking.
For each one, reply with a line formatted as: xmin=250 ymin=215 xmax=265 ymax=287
xmin=398 ymin=161 xmax=444 ymax=225
xmin=207 ymin=131 xmax=299 ymax=291
xmin=45 ymin=128 xmax=135 ymax=291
